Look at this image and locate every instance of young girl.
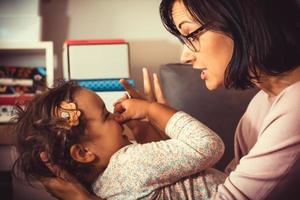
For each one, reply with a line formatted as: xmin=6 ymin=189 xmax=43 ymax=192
xmin=13 ymin=81 xmax=225 ymax=199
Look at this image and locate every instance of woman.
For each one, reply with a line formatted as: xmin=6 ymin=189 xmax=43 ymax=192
xmin=40 ymin=0 xmax=300 ymax=199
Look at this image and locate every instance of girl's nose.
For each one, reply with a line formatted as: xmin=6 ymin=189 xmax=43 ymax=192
xmin=111 ymin=113 xmax=124 ymax=123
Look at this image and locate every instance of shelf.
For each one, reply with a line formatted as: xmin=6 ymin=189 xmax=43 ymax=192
xmin=0 ymin=42 xmax=54 ymax=124
xmin=0 ymin=42 xmax=51 ymax=50
xmin=0 ymin=41 xmax=54 ymax=87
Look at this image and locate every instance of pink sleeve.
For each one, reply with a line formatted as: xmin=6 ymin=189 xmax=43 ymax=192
xmin=215 ymin=88 xmax=300 ymax=200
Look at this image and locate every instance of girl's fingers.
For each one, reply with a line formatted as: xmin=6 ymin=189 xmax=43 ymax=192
xmin=113 ymin=102 xmax=125 ymax=114
xmin=119 ymin=79 xmax=141 ymax=99
xmin=143 ymin=68 xmax=155 ymax=102
xmin=119 ymin=69 xmax=168 ymax=105
xmin=113 ymin=93 xmax=129 ymax=107
xmin=153 ymin=73 xmax=168 ymax=105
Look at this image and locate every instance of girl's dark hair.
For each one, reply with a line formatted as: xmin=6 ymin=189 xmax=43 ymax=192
xmin=160 ymin=0 xmax=300 ymax=89
xmin=13 ymin=81 xmax=93 ymax=190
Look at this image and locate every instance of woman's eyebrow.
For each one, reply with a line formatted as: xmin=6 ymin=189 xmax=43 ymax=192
xmin=178 ymin=20 xmax=192 ymax=29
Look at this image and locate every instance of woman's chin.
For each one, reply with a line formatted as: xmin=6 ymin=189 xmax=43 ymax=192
xmin=205 ymin=81 xmax=220 ymax=91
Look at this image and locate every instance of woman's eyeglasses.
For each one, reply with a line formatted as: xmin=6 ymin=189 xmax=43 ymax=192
xmin=179 ymin=23 xmax=209 ymax=52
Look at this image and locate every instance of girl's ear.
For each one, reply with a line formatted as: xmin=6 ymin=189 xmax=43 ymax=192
xmin=70 ymin=144 xmax=96 ymax=163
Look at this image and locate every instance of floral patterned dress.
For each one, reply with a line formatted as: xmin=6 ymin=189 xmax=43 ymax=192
xmin=92 ymin=111 xmax=226 ymax=200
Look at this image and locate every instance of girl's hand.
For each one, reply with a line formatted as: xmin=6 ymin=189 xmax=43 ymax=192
xmin=115 ymin=98 xmax=176 ymax=132
xmin=114 ymin=99 xmax=152 ymax=123
xmin=114 ymin=68 xmax=169 ymax=143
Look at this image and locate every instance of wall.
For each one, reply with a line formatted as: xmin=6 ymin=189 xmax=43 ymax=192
xmin=41 ymin=0 xmax=182 ymax=91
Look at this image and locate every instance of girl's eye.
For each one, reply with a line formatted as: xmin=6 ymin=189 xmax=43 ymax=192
xmin=102 ymin=111 xmax=109 ymax=121
xmin=105 ymin=112 xmax=110 ymax=120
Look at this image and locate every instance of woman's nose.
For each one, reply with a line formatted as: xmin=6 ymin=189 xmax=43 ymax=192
xmin=180 ymin=45 xmax=194 ymax=64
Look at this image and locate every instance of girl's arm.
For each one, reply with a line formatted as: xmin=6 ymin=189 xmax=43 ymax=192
xmin=114 ymin=99 xmax=176 ymax=131
xmin=124 ymin=120 xmax=169 ymax=144
xmin=99 ymin=100 xmax=224 ymax=197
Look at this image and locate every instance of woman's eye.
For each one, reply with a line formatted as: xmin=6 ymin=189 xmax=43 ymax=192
xmin=190 ymin=36 xmax=198 ymax=42
xmin=188 ymin=35 xmax=199 ymax=42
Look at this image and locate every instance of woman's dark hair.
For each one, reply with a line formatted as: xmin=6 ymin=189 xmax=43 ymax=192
xmin=12 ymin=81 xmax=94 ymax=190
xmin=160 ymin=0 xmax=300 ymax=89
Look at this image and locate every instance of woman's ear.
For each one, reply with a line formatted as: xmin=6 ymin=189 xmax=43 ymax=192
xmin=69 ymin=144 xmax=96 ymax=163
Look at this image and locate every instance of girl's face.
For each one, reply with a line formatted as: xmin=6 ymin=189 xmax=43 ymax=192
xmin=172 ymin=0 xmax=234 ymax=90
xmin=74 ymin=88 xmax=130 ymax=168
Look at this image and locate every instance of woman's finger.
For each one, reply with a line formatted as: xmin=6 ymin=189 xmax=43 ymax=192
xmin=39 ymin=176 xmax=64 ymax=191
xmin=119 ymin=79 xmax=141 ymax=99
xmin=40 ymin=152 xmax=58 ymax=175
xmin=40 ymin=152 xmax=73 ymax=182
xmin=153 ymin=73 xmax=168 ymax=105
xmin=143 ymin=68 xmax=155 ymax=102
xmin=39 ymin=176 xmax=92 ymax=200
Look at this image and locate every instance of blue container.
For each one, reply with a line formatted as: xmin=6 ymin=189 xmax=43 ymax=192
xmin=76 ymin=79 xmax=135 ymax=91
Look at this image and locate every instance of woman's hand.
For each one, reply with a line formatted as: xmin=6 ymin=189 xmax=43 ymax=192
xmin=40 ymin=176 xmax=97 ymax=200
xmin=39 ymin=152 xmax=102 ymax=200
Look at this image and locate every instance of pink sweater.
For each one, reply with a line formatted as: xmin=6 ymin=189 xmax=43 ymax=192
xmin=216 ymin=81 xmax=300 ymax=200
